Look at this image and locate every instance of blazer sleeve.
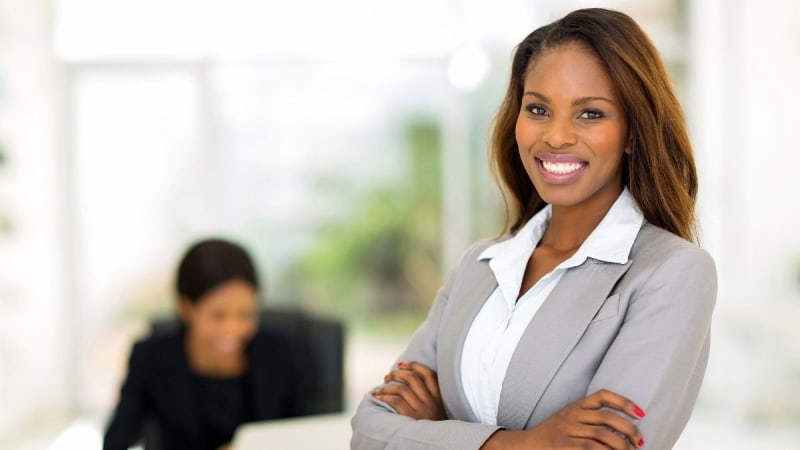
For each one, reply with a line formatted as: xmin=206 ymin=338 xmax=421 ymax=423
xmin=103 ymin=341 xmax=149 ymax=450
xmin=586 ymin=244 xmax=717 ymax=449
xmin=350 ymin=247 xmax=502 ymax=450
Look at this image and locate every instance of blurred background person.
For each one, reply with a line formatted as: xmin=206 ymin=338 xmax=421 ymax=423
xmin=103 ymin=238 xmax=313 ymax=450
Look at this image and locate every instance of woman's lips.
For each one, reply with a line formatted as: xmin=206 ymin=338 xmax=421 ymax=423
xmin=535 ymin=154 xmax=587 ymax=184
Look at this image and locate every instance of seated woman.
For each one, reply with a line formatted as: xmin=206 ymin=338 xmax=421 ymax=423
xmin=351 ymin=8 xmax=717 ymax=450
xmin=104 ymin=238 xmax=312 ymax=450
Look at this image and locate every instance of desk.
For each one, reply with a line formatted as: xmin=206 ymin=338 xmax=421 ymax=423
xmin=232 ymin=413 xmax=352 ymax=450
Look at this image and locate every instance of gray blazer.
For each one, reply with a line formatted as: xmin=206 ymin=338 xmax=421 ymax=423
xmin=351 ymin=223 xmax=717 ymax=450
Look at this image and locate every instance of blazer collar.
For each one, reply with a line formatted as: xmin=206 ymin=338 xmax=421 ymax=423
xmin=496 ymin=258 xmax=632 ymax=429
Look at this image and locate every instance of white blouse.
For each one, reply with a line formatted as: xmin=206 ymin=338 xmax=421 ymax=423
xmin=460 ymin=188 xmax=644 ymax=425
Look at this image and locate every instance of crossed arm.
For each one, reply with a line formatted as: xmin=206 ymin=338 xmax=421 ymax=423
xmin=375 ymin=361 xmax=646 ymax=450
xmin=352 ymin=236 xmax=716 ymax=450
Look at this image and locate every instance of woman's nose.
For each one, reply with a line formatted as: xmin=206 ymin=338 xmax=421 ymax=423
xmin=543 ymin=117 xmax=577 ymax=149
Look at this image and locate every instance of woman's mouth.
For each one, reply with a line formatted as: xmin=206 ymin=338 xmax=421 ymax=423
xmin=536 ymin=155 xmax=587 ymax=184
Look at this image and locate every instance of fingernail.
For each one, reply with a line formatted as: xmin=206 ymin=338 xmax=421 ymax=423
xmin=637 ymin=437 xmax=645 ymax=447
xmin=633 ymin=405 xmax=646 ymax=418
xmin=397 ymin=360 xmax=405 ymax=367
xmin=383 ymin=374 xmax=389 ymax=382
xmin=371 ymin=390 xmax=380 ymax=397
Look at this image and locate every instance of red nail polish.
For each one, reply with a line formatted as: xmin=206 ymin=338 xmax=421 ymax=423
xmin=372 ymin=390 xmax=379 ymax=397
xmin=633 ymin=405 xmax=646 ymax=418
xmin=397 ymin=360 xmax=405 ymax=367
xmin=637 ymin=437 xmax=645 ymax=447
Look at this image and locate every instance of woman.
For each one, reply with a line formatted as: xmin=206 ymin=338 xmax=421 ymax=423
xmin=104 ymin=238 xmax=312 ymax=450
xmin=351 ymin=8 xmax=716 ymax=450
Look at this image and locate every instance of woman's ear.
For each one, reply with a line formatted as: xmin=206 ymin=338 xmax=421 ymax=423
xmin=178 ymin=297 xmax=194 ymax=324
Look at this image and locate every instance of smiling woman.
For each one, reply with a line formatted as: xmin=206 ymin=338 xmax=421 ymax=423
xmin=351 ymin=8 xmax=716 ymax=450
xmin=176 ymin=241 xmax=261 ymax=376
xmin=515 ymin=41 xmax=628 ymax=219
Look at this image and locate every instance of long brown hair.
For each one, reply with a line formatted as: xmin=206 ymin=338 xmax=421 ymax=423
xmin=490 ymin=8 xmax=698 ymax=242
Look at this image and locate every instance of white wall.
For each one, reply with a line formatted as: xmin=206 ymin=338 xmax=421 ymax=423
xmin=0 ymin=0 xmax=70 ymax=439
xmin=687 ymin=0 xmax=800 ymax=431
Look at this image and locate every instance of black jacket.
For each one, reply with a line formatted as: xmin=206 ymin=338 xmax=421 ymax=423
xmin=103 ymin=327 xmax=315 ymax=450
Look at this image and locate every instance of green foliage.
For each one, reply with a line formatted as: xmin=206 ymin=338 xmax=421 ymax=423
xmin=286 ymin=117 xmax=443 ymax=323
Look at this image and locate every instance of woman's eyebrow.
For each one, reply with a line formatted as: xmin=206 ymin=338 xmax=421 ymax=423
xmin=523 ymin=91 xmax=615 ymax=106
xmin=572 ymin=96 xmax=616 ymax=106
xmin=522 ymin=91 xmax=550 ymax=102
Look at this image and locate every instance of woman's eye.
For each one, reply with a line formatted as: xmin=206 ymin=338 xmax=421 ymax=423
xmin=579 ymin=109 xmax=604 ymax=119
xmin=525 ymin=104 xmax=548 ymax=116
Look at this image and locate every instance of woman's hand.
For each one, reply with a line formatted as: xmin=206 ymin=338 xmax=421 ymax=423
xmin=481 ymin=389 xmax=646 ymax=450
xmin=372 ymin=361 xmax=447 ymax=421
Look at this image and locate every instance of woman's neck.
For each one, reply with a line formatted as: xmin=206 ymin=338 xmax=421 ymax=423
xmin=540 ymin=190 xmax=620 ymax=252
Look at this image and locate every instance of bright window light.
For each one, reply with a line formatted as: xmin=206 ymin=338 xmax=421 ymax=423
xmin=447 ymin=45 xmax=491 ymax=92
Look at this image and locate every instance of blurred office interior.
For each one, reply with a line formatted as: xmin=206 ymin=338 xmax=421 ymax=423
xmin=0 ymin=0 xmax=798 ymax=448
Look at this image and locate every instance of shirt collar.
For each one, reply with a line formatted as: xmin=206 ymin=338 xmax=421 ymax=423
xmin=478 ymin=188 xmax=643 ymax=266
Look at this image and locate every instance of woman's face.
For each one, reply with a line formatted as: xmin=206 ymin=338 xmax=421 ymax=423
xmin=515 ymin=41 xmax=628 ymax=211
xmin=181 ymin=279 xmax=259 ymax=356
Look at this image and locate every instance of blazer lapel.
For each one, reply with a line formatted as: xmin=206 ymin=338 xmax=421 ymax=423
xmin=437 ymin=258 xmax=497 ymax=422
xmin=496 ymin=259 xmax=632 ymax=430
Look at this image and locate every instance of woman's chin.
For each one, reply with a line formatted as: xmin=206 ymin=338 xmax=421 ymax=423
xmin=212 ymin=340 xmax=243 ymax=355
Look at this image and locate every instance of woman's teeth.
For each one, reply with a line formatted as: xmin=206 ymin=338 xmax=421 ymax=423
xmin=542 ymin=161 xmax=584 ymax=174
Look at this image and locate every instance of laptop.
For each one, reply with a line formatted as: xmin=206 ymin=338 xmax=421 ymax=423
xmin=232 ymin=413 xmax=351 ymax=450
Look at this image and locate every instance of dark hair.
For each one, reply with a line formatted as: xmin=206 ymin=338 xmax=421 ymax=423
xmin=490 ymin=8 xmax=698 ymax=242
xmin=176 ymin=238 xmax=260 ymax=304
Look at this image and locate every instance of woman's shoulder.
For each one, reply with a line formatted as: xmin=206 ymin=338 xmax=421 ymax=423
xmin=134 ymin=326 xmax=182 ymax=349
xmin=630 ymin=222 xmax=716 ymax=273
xmin=128 ymin=328 xmax=185 ymax=370
xmin=623 ymin=223 xmax=717 ymax=318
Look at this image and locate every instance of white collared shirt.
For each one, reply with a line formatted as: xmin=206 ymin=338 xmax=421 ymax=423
xmin=460 ymin=188 xmax=644 ymax=425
